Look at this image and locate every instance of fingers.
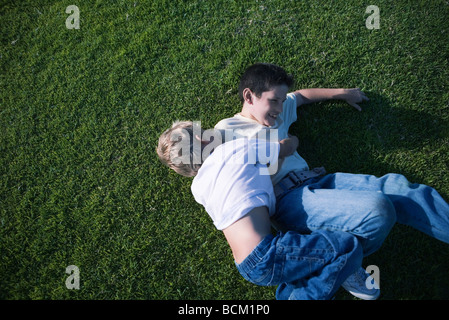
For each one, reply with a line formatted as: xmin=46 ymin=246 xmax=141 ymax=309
xmin=360 ymin=91 xmax=369 ymax=102
xmin=355 ymin=88 xmax=369 ymax=102
xmin=349 ymin=88 xmax=368 ymax=111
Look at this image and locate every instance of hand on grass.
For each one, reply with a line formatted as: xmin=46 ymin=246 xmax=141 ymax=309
xmin=339 ymin=88 xmax=369 ymax=111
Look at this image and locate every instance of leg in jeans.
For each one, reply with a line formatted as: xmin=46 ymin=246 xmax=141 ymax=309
xmin=273 ymin=172 xmax=449 ymax=256
xmin=235 ymin=230 xmax=363 ymax=300
xmin=274 ymin=176 xmax=396 ymax=256
xmin=350 ymin=173 xmax=449 ymax=244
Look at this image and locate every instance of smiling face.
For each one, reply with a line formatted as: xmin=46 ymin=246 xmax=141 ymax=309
xmin=241 ymin=84 xmax=289 ymax=127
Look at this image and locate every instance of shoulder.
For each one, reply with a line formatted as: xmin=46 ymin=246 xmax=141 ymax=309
xmin=215 ymin=115 xmax=263 ymax=139
xmin=285 ymin=92 xmax=299 ymax=108
xmin=277 ymin=92 xmax=299 ymax=125
xmin=215 ymin=114 xmax=250 ymax=129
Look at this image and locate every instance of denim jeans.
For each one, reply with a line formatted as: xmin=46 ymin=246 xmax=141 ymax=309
xmin=235 ymin=230 xmax=363 ymax=300
xmin=273 ymin=172 xmax=449 ymax=256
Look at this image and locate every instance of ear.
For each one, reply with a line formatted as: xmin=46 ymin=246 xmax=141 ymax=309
xmin=242 ymin=88 xmax=253 ymax=104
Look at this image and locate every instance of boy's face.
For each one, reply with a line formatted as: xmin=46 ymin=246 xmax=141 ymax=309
xmin=244 ymin=84 xmax=289 ymax=127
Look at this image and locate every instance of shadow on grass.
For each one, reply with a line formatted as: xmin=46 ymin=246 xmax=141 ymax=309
xmin=292 ymin=92 xmax=449 ymax=299
xmin=294 ymin=91 xmax=448 ymax=179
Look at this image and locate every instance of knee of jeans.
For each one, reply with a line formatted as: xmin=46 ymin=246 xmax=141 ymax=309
xmin=360 ymin=194 xmax=396 ymax=255
xmin=371 ymin=194 xmax=396 ymax=231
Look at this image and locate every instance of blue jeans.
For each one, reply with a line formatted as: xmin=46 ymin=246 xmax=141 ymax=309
xmin=235 ymin=230 xmax=363 ymax=300
xmin=273 ymin=172 xmax=449 ymax=256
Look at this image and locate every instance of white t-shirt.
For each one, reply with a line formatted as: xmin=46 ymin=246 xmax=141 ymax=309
xmin=214 ymin=92 xmax=309 ymax=186
xmin=191 ymin=139 xmax=279 ymax=230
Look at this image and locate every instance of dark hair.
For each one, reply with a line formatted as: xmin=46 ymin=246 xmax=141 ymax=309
xmin=238 ymin=63 xmax=294 ymax=102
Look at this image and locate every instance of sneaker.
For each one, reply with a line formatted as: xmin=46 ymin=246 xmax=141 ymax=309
xmin=342 ymin=267 xmax=380 ymax=300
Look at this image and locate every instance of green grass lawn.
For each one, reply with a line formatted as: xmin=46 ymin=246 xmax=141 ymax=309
xmin=1 ymin=0 xmax=448 ymax=300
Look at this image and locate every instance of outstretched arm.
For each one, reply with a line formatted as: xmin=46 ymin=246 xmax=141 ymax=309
xmin=294 ymin=88 xmax=369 ymax=111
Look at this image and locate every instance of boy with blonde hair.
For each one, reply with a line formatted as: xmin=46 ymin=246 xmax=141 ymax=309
xmin=157 ymin=121 xmax=378 ymax=300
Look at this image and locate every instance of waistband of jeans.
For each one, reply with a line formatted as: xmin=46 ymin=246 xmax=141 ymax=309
xmin=235 ymin=234 xmax=275 ymax=275
xmin=274 ymin=167 xmax=326 ymax=198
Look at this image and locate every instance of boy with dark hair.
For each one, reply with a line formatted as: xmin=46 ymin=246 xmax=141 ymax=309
xmin=215 ymin=62 xmax=449 ymax=257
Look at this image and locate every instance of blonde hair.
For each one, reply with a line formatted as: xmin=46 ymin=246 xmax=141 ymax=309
xmin=156 ymin=121 xmax=202 ymax=177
